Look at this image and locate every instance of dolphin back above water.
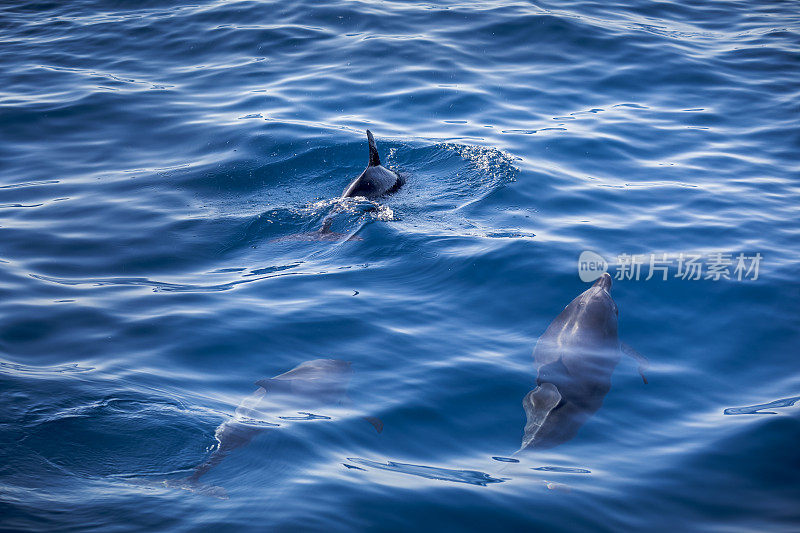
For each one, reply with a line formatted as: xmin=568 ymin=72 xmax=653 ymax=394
xmin=341 ymin=130 xmax=403 ymax=199
xmin=276 ymin=130 xmax=402 ymax=242
xmin=521 ymin=273 xmax=648 ymax=451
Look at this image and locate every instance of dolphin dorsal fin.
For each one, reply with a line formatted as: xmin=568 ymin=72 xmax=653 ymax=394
xmin=366 ymin=130 xmax=380 ymax=167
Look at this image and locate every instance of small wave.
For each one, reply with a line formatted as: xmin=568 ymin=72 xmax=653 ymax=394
xmin=231 ymin=416 xmax=281 ymax=428
xmin=12 ymin=392 xmax=219 ymax=479
xmin=37 ymin=64 xmax=170 ymax=91
xmin=277 ymin=412 xmax=332 ymax=421
xmin=0 ymin=203 xmax=44 ymax=209
xmin=532 ymin=466 xmax=591 ymax=474
xmin=0 ymin=359 xmax=95 ymax=376
xmin=439 ymin=143 xmax=519 ymax=184
xmin=346 ymin=458 xmax=506 ymax=486
xmin=0 ymin=180 xmax=59 ymax=190
xmin=30 ymin=270 xmax=305 ymax=293
xmin=301 ymin=196 xmax=395 ymax=222
xmin=483 ymin=231 xmax=536 ymax=239
xmin=724 ymin=396 xmax=800 ymax=415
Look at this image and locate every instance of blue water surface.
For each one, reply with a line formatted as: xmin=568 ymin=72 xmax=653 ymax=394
xmin=1 ymin=0 xmax=799 ymax=531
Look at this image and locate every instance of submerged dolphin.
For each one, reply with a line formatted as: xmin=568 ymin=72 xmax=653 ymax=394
xmin=341 ymin=130 xmax=403 ymax=199
xmin=187 ymin=359 xmax=379 ymax=487
xmin=521 ymin=273 xmax=648 ymax=451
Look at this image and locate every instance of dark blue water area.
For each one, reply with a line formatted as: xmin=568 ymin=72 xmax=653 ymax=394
xmin=1 ymin=0 xmax=799 ymax=531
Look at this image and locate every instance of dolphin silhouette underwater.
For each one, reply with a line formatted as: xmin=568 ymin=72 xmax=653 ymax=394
xmin=183 ymin=359 xmax=381 ymax=493
xmin=521 ymin=273 xmax=648 ymax=451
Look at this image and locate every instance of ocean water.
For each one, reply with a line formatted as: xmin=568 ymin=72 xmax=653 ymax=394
xmin=1 ymin=0 xmax=799 ymax=531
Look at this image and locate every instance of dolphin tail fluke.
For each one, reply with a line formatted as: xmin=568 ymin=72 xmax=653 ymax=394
xmin=621 ymin=342 xmax=649 ymax=384
xmin=366 ymin=130 xmax=380 ymax=167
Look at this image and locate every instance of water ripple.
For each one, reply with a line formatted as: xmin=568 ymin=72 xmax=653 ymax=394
xmin=1 ymin=0 xmax=798 ymax=530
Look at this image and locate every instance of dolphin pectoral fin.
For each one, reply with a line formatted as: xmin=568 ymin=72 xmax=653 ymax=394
xmin=521 ymin=383 xmax=561 ymax=450
xmin=622 ymin=342 xmax=649 ymax=385
xmin=362 ymin=416 xmax=384 ymax=433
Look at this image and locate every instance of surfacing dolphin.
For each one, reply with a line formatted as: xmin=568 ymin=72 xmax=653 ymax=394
xmin=521 ymin=273 xmax=648 ymax=451
xmin=181 ymin=359 xmax=381 ymax=496
xmin=277 ymin=130 xmax=402 ymax=242
xmin=341 ymin=130 xmax=403 ymax=199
